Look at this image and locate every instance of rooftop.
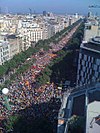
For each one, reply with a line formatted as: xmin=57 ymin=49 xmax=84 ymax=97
xmin=86 ymin=18 xmax=99 ymax=26
xmin=7 ymin=34 xmax=17 ymax=39
xmin=81 ymin=36 xmax=100 ymax=53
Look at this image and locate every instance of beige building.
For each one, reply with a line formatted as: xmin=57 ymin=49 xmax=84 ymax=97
xmin=84 ymin=19 xmax=99 ymax=42
xmin=30 ymin=27 xmax=43 ymax=43
xmin=7 ymin=35 xmax=22 ymax=59
xmin=17 ymin=20 xmax=44 ymax=49
xmin=0 ymin=35 xmax=23 ymax=65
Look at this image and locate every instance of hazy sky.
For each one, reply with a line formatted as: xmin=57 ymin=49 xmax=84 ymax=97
xmin=0 ymin=0 xmax=100 ymax=14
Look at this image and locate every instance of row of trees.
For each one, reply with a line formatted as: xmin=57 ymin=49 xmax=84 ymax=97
xmin=0 ymin=19 xmax=82 ymax=90
xmin=0 ymin=19 xmax=81 ymax=77
xmin=0 ymin=47 xmax=35 ymax=77
xmin=68 ymin=115 xmax=85 ymax=133
xmin=36 ymin=22 xmax=84 ymax=86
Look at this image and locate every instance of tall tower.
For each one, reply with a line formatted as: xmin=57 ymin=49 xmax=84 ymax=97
xmin=88 ymin=11 xmax=92 ymax=18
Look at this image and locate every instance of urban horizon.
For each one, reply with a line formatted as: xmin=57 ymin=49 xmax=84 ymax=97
xmin=0 ymin=0 xmax=100 ymax=15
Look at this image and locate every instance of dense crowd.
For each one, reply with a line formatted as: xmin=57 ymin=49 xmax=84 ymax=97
xmin=0 ymin=77 xmax=62 ymax=116
xmin=0 ymin=25 xmax=79 ymax=132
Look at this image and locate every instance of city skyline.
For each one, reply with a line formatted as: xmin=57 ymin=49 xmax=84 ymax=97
xmin=0 ymin=0 xmax=100 ymax=15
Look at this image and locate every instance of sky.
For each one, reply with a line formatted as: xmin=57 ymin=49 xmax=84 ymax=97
xmin=0 ymin=0 xmax=100 ymax=15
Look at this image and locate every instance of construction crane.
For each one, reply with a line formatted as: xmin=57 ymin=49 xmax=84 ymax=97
xmin=89 ymin=5 xmax=100 ymax=9
xmin=88 ymin=5 xmax=100 ymax=15
xmin=88 ymin=4 xmax=100 ymax=17
xmin=29 ymin=8 xmax=32 ymax=15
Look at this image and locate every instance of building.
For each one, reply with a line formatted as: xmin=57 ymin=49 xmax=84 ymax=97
xmin=29 ymin=27 xmax=43 ymax=43
xmin=0 ymin=13 xmax=81 ymax=63
xmin=7 ymin=34 xmax=22 ymax=59
xmin=77 ymin=36 xmax=100 ymax=86
xmin=0 ymin=34 xmax=23 ymax=65
xmin=84 ymin=18 xmax=99 ymax=42
xmin=57 ymin=81 xmax=100 ymax=133
xmin=0 ymin=40 xmax=10 ymax=65
xmin=43 ymin=11 xmax=47 ymax=16
xmin=18 ymin=21 xmax=44 ymax=50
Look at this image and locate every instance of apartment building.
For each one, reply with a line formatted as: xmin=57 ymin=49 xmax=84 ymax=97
xmin=18 ymin=21 xmax=44 ymax=50
xmin=29 ymin=27 xmax=43 ymax=43
xmin=77 ymin=36 xmax=100 ymax=86
xmin=84 ymin=18 xmax=99 ymax=42
xmin=0 ymin=40 xmax=10 ymax=65
xmin=57 ymin=81 xmax=100 ymax=133
xmin=7 ymin=35 xmax=22 ymax=59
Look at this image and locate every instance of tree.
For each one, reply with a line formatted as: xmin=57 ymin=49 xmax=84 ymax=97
xmin=68 ymin=115 xmax=85 ymax=133
xmin=0 ymin=65 xmax=6 ymax=76
xmin=3 ymin=115 xmax=20 ymax=133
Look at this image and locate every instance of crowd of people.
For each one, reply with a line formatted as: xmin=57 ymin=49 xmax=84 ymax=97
xmin=0 ymin=24 xmax=79 ymax=132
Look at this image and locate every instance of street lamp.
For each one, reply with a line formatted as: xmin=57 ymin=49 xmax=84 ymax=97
xmin=2 ymin=88 xmax=11 ymax=110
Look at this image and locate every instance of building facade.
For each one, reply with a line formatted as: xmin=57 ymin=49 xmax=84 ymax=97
xmin=84 ymin=21 xmax=99 ymax=42
xmin=77 ymin=36 xmax=100 ymax=86
xmin=7 ymin=35 xmax=21 ymax=59
xmin=84 ymin=15 xmax=100 ymax=42
xmin=0 ymin=40 xmax=10 ymax=65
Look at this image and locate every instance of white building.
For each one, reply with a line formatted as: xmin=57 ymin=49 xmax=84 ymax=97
xmin=84 ymin=19 xmax=99 ymax=42
xmin=18 ymin=21 xmax=44 ymax=50
xmin=30 ymin=27 xmax=43 ymax=43
xmin=0 ymin=40 xmax=10 ymax=65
